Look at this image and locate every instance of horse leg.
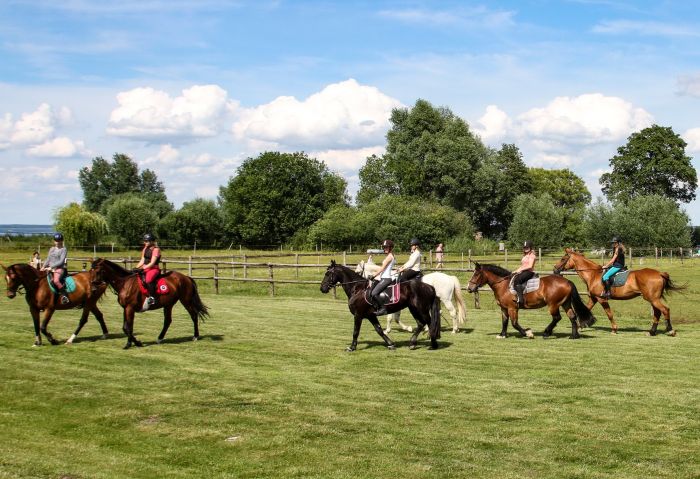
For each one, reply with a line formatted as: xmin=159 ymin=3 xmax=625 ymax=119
xmin=347 ymin=315 xmax=363 ymax=352
xmin=442 ymin=299 xmax=459 ymax=333
xmin=30 ymin=306 xmax=42 ymax=346
xmin=183 ymin=303 xmax=201 ymax=341
xmin=395 ymin=310 xmax=413 ymax=332
xmin=367 ymin=315 xmax=395 ymax=350
xmin=40 ymin=308 xmax=60 ymax=345
xmin=497 ymin=307 xmax=508 ymax=339
xmin=92 ymin=305 xmax=109 ymax=339
xmin=407 ymin=305 xmax=426 ymax=350
xmin=122 ymin=306 xmax=142 ymax=349
xmin=648 ymin=299 xmax=674 ymax=336
xmin=157 ymin=305 xmax=174 ymax=344
xmin=383 ymin=314 xmax=392 ymax=334
xmin=542 ymin=305 xmax=562 ymax=339
xmin=599 ymin=300 xmax=618 ymax=334
xmin=509 ymin=308 xmax=534 ymax=339
xmin=66 ymin=307 xmax=90 ymax=345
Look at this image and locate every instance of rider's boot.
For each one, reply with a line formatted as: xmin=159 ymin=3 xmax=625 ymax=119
xmin=513 ymin=286 xmax=525 ymax=308
xmin=372 ymin=297 xmax=387 ymax=316
xmin=147 ymin=281 xmax=157 ymax=305
xmin=602 ymin=279 xmax=612 ymax=299
xmin=58 ymin=287 xmax=70 ymax=305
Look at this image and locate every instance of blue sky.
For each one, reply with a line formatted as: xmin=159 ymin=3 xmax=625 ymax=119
xmin=1 ymin=0 xmax=699 ymax=226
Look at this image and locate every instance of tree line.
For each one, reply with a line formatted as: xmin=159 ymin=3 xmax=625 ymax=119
xmin=55 ymin=99 xmax=697 ymax=250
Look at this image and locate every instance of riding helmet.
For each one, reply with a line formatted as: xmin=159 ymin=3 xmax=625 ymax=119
xmin=523 ymin=240 xmax=533 ymax=249
xmin=409 ymin=238 xmax=421 ymax=246
xmin=610 ymin=236 xmax=621 ymax=244
xmin=381 ymin=239 xmax=394 ymax=250
xmin=143 ymin=233 xmax=156 ymax=242
xmin=53 ymin=232 xmax=64 ymax=241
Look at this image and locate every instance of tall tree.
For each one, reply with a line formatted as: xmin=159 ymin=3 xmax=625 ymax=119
xmin=158 ymin=199 xmax=223 ymax=246
xmin=507 ymin=194 xmax=565 ymax=248
xmin=79 ymin=153 xmax=168 ymax=212
xmin=219 ymin=151 xmax=348 ymax=245
xmin=105 ymin=195 xmax=158 ymax=245
xmin=600 ymin=125 xmax=697 ymax=203
xmin=54 ymin=202 xmax=108 ymax=245
xmin=529 ymin=168 xmax=591 ymax=210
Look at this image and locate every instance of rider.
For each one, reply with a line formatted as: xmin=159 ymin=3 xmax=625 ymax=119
xmin=511 ymin=240 xmax=537 ymax=308
xmin=370 ymin=239 xmax=396 ymax=316
xmin=135 ymin=233 xmax=161 ymax=305
xmin=601 ymin=236 xmax=625 ymax=298
xmin=42 ymin=233 xmax=69 ymax=304
xmin=398 ymin=238 xmax=422 ymax=282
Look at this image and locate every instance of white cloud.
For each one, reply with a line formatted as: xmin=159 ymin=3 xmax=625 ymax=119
xmin=683 ymin=127 xmax=700 ymax=153
xmin=529 ymin=153 xmax=575 ymax=168
xmin=107 ymin=84 xmax=238 ymax=141
xmin=26 ymin=137 xmax=89 ymax=158
xmin=473 ymin=105 xmax=511 ymax=143
xmin=142 ymin=144 xmax=181 ymax=165
xmin=677 ymin=73 xmax=700 ymax=98
xmin=232 ymin=79 xmax=403 ymax=150
xmin=592 ymin=20 xmax=700 ymax=37
xmin=311 ymin=146 xmax=386 ymax=172
xmin=379 ymin=6 xmax=515 ymax=28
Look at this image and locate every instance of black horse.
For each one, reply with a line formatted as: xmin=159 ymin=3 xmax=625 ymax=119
xmin=320 ymin=260 xmax=441 ymax=351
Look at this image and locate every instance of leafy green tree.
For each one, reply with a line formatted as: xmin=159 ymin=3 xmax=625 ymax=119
xmin=106 ymin=195 xmax=158 ymax=245
xmin=53 ymin=202 xmax=108 ymax=245
xmin=100 ymin=192 xmax=173 ymax=218
xmin=600 ymin=125 xmax=697 ymax=203
xmin=507 ymin=194 xmax=565 ymax=248
xmin=357 ymin=99 xmax=488 ymax=211
xmin=79 ymin=153 xmax=168 ymax=212
xmin=584 ymin=198 xmax=615 ymax=246
xmin=219 ymin=151 xmax=348 ymax=245
xmin=158 ymin=199 xmax=223 ymax=246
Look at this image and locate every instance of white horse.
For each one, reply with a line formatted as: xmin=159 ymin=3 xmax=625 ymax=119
xmin=355 ymin=259 xmax=466 ymax=334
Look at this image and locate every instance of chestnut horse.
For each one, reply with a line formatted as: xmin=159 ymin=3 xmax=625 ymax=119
xmin=320 ymin=261 xmax=441 ymax=351
xmin=467 ymin=263 xmax=595 ymax=339
xmin=90 ymin=258 xmax=209 ymax=349
xmin=553 ymin=248 xmax=684 ymax=336
xmin=2 ymin=263 xmax=109 ymax=346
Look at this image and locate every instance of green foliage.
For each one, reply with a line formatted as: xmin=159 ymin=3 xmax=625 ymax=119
xmin=356 ymin=154 xmax=398 ymax=206
xmin=100 ymin=192 xmax=173 ymax=218
xmin=105 ymin=195 xmax=158 ymax=245
xmin=79 ymin=153 xmax=169 ymax=212
xmin=600 ymin=125 xmax=697 ymax=203
xmin=529 ymin=167 xmax=591 ymax=210
xmin=218 ymin=151 xmax=348 ymax=245
xmin=53 ymin=202 xmax=107 ymax=245
xmin=507 ymin=194 xmax=565 ymax=248
xmin=158 ymin=199 xmax=223 ymax=246
xmin=307 ymin=196 xmax=473 ymax=250
xmin=584 ymin=197 xmax=617 ymax=246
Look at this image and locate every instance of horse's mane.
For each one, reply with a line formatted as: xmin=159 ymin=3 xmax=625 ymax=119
xmin=480 ymin=263 xmax=512 ymax=277
xmin=9 ymin=263 xmax=43 ymax=278
xmin=93 ymin=258 xmax=133 ymax=277
xmin=330 ymin=261 xmax=366 ymax=283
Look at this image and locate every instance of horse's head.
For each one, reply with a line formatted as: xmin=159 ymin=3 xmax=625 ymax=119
xmin=354 ymin=260 xmax=364 ymax=274
xmin=553 ymin=247 xmax=575 ymax=275
xmin=320 ymin=260 xmax=340 ymax=293
xmin=3 ymin=263 xmax=35 ymax=299
xmin=467 ymin=262 xmax=484 ymax=293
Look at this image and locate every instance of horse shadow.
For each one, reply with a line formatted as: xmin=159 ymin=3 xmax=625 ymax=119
xmin=148 ymin=334 xmax=224 ymax=345
xmin=354 ymin=340 xmax=454 ymax=350
xmin=71 ymin=333 xmax=124 ymax=343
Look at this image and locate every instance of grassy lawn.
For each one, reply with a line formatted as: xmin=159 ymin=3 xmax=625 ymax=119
xmin=0 ymin=251 xmax=698 ymax=478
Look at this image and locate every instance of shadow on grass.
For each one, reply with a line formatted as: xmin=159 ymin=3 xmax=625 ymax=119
xmin=149 ymin=334 xmax=225 ymax=345
xmin=354 ymin=339 xmax=453 ymax=350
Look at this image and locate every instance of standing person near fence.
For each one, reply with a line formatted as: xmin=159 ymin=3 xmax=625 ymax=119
xmin=398 ymin=238 xmax=422 ymax=281
xmin=135 ymin=233 xmax=161 ymax=306
xmin=29 ymin=251 xmax=41 ymax=269
xmin=41 ymin=233 xmax=70 ymax=304
xmin=435 ymin=243 xmax=445 ymax=269
xmin=511 ymin=240 xmax=537 ymax=308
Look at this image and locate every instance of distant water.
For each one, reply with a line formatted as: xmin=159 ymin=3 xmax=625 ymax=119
xmin=0 ymin=224 xmax=54 ymax=236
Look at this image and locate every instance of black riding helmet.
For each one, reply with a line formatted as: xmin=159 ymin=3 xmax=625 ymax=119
xmin=610 ymin=236 xmax=621 ymax=244
xmin=523 ymin=240 xmax=533 ymax=250
xmin=53 ymin=232 xmax=64 ymax=241
xmin=143 ymin=233 xmax=156 ymax=242
xmin=409 ymin=238 xmax=421 ymax=247
xmin=381 ymin=239 xmax=394 ymax=250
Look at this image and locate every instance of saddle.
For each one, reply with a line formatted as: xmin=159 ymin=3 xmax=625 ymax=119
xmin=609 ymin=268 xmax=630 ymax=287
xmin=47 ymin=273 xmax=77 ymax=294
xmin=508 ymin=275 xmax=540 ymax=295
xmin=137 ymin=274 xmax=170 ymax=296
xmin=365 ymin=280 xmax=401 ymax=307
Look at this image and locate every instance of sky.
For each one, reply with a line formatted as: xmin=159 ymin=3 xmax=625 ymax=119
xmin=1 ymin=0 xmax=699 ymax=226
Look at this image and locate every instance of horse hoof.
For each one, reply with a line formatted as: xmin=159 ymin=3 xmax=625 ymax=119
xmin=387 ymin=344 xmax=396 ymax=350
xmin=32 ymin=342 xmax=42 ymax=347
xmin=383 ymin=329 xmax=390 ymax=335
xmin=542 ymin=334 xmax=550 ymax=339
xmin=646 ymin=331 xmax=656 ymax=337
xmin=496 ymin=335 xmax=506 ymax=339
xmin=193 ymin=336 xmax=199 ymax=341
xmin=50 ymin=339 xmax=60 ymax=346
xmin=525 ymin=329 xmax=535 ymax=339
xmin=134 ymin=341 xmax=144 ymax=347
xmin=100 ymin=334 xmax=108 ymax=340
xmin=156 ymin=338 xmax=163 ymax=344
xmin=452 ymin=329 xmax=458 ymax=334
xmin=345 ymin=346 xmax=356 ymax=352
xmin=409 ymin=344 xmax=417 ymax=350
xmin=667 ymin=330 xmax=677 ymax=337
xmin=124 ymin=343 xmax=132 ymax=350
xmin=406 ymin=327 xmax=413 ymax=332
xmin=65 ymin=340 xmax=72 ymax=345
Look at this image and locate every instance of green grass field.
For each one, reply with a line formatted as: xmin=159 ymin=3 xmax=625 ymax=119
xmin=1 ymin=251 xmax=698 ymax=478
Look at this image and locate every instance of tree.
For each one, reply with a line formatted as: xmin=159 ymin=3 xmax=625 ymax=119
xmin=218 ymin=151 xmax=348 ymax=245
xmin=79 ymin=153 xmax=169 ymax=212
xmin=158 ymin=199 xmax=223 ymax=246
xmin=357 ymin=99 xmax=488 ymax=211
xmin=600 ymin=125 xmax=697 ymax=203
xmin=507 ymin=194 xmax=565 ymax=248
xmin=53 ymin=202 xmax=108 ymax=245
xmin=106 ymin=195 xmax=158 ymax=245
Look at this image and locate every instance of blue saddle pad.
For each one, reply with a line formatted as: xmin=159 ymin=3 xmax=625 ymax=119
xmin=47 ymin=275 xmax=76 ymax=293
xmin=612 ymin=269 xmax=630 ymax=287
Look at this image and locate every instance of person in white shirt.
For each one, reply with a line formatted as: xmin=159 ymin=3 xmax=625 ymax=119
xmin=370 ymin=239 xmax=396 ymax=316
xmin=398 ymin=238 xmax=422 ymax=282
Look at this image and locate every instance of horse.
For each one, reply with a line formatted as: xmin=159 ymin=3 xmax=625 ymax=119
xmin=466 ymin=263 xmax=596 ymax=339
xmin=320 ymin=260 xmax=441 ymax=351
xmin=355 ymin=259 xmax=466 ymax=334
xmin=90 ymin=258 xmax=209 ymax=349
xmin=553 ymin=248 xmax=684 ymax=336
xmin=2 ymin=263 xmax=109 ymax=346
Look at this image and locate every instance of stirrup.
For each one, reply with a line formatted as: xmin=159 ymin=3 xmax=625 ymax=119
xmin=374 ymin=307 xmax=388 ymax=316
xmin=60 ymin=295 xmax=70 ymax=305
xmin=147 ymin=296 xmax=156 ymax=305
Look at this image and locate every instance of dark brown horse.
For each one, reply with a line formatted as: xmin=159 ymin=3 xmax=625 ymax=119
xmin=553 ymin=248 xmax=684 ymax=336
xmin=320 ymin=261 xmax=441 ymax=351
xmin=2 ymin=263 xmax=109 ymax=346
xmin=466 ymin=263 xmax=596 ymax=339
xmin=90 ymin=258 xmax=209 ymax=349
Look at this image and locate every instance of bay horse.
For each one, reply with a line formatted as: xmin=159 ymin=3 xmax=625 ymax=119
xmin=466 ymin=263 xmax=596 ymax=339
xmin=320 ymin=260 xmax=441 ymax=351
xmin=90 ymin=258 xmax=209 ymax=349
xmin=553 ymin=248 xmax=684 ymax=336
xmin=2 ymin=263 xmax=109 ymax=346
xmin=355 ymin=259 xmax=467 ymax=334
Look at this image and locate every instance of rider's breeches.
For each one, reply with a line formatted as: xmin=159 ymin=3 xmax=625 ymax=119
xmin=144 ymin=267 xmax=160 ymax=283
xmin=602 ymin=266 xmax=621 ymax=283
xmin=371 ymin=278 xmax=393 ymax=302
xmin=513 ymin=270 xmax=535 ymax=290
xmin=52 ymin=269 xmax=65 ymax=289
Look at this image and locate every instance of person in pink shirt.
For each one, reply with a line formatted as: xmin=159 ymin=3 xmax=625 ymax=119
xmin=511 ymin=240 xmax=536 ymax=307
xmin=135 ymin=233 xmax=161 ymax=305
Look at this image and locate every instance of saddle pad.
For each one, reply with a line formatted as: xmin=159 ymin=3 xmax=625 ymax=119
xmin=138 ymin=276 xmax=170 ymax=295
xmin=509 ymin=277 xmax=540 ymax=295
xmin=612 ymin=269 xmax=630 ymax=287
xmin=387 ymin=283 xmax=400 ymax=305
xmin=47 ymin=276 xmax=76 ymax=294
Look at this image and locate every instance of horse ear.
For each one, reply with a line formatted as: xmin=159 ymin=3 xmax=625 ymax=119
xmin=565 ymin=247 xmax=572 ymax=253
xmin=330 ymin=260 xmax=336 ymax=266
xmin=474 ymin=261 xmax=480 ymax=268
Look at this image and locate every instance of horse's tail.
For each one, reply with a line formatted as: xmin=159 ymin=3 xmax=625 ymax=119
xmin=452 ymin=276 xmax=466 ymax=325
xmin=429 ymin=293 xmax=441 ymax=340
xmin=569 ymin=280 xmax=596 ymax=328
xmin=190 ymin=278 xmax=210 ymax=322
xmin=660 ymin=272 xmax=686 ymax=299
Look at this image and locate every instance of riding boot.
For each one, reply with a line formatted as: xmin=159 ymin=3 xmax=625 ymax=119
xmin=372 ymin=297 xmax=387 ymax=316
xmin=147 ymin=282 xmax=157 ymax=305
xmin=58 ymin=287 xmax=70 ymax=305
xmin=513 ymin=286 xmax=525 ymax=308
xmin=602 ymin=279 xmax=612 ymax=299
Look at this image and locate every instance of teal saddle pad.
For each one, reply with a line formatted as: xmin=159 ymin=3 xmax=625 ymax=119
xmin=612 ymin=269 xmax=630 ymax=287
xmin=47 ymin=275 xmax=77 ymax=293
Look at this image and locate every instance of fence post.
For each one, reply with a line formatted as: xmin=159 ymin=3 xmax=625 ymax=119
xmin=295 ymin=253 xmax=299 ymax=279
xmin=505 ymin=249 xmax=508 ymax=268
xmin=162 ymin=261 xmax=167 ymax=274
xmin=188 ymin=255 xmax=192 ymax=276
xmin=629 ymin=247 xmax=633 ymax=264
xmin=343 ymin=251 xmax=347 ymax=266
xmin=429 ymin=249 xmax=433 ymax=268
xmin=461 ymin=252 xmax=464 ymax=269
xmin=468 ymin=249 xmax=472 ymax=269
xmin=214 ymin=262 xmax=219 ymax=294
xmin=269 ymin=264 xmax=275 ymax=297
xmin=680 ymin=247 xmax=684 ymax=264
xmin=655 ymin=247 xmax=658 ymax=265
xmin=474 ymin=290 xmax=480 ymax=309
xmin=243 ymin=254 xmax=248 ymax=279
